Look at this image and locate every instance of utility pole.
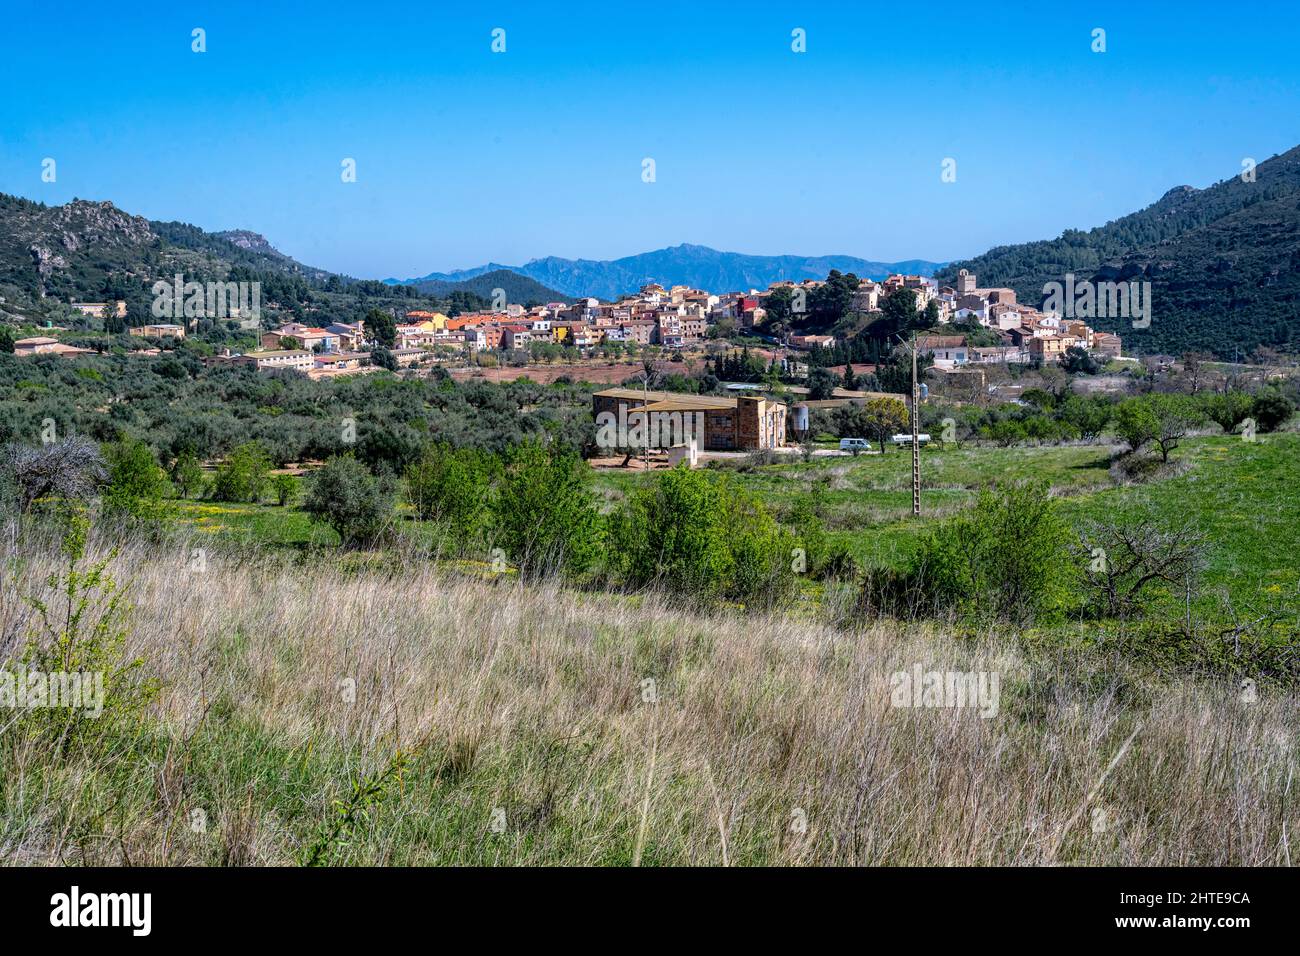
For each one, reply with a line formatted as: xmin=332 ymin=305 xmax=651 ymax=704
xmin=910 ymin=332 xmax=920 ymax=517
xmin=641 ymin=370 xmax=649 ymax=471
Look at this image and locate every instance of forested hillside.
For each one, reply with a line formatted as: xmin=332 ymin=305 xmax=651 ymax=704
xmin=0 ymin=194 xmax=532 ymax=328
xmin=936 ymin=146 xmax=1300 ymax=358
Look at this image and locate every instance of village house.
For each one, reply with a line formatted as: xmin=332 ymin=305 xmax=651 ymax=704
xmin=619 ymin=320 xmax=655 ymax=345
xmin=391 ymin=348 xmax=431 ymax=367
xmin=128 ymin=323 xmax=186 ymax=339
xmin=404 ymin=310 xmax=450 ymax=330
xmin=13 ymin=336 xmax=94 ymax=357
xmin=789 ymin=334 xmax=835 ymax=350
xmin=312 ymin=351 xmax=368 ymax=371
xmin=917 ymin=334 xmax=970 ymax=368
xmin=229 ymin=349 xmax=315 ymax=372
xmin=1092 ymin=332 xmax=1123 ymax=358
xmin=325 ymin=322 xmax=366 ymax=350
xmin=592 ymin=388 xmax=787 ymax=452
xmin=851 ymin=281 xmax=881 ymax=312
xmin=70 ymin=300 xmax=126 ymax=318
xmin=1028 ymin=334 xmax=1077 ymax=362
xmin=396 ymin=327 xmax=443 ymax=350
xmin=262 ymin=326 xmax=340 ymax=353
xmin=501 ymin=326 xmax=533 ymax=350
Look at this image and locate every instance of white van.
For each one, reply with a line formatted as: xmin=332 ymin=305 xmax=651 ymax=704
xmin=839 ymin=438 xmax=871 ymax=455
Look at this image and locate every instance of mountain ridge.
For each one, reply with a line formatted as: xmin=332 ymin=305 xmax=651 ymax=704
xmin=386 ymin=243 xmax=947 ymax=299
xmin=935 ymin=146 xmax=1300 ymax=357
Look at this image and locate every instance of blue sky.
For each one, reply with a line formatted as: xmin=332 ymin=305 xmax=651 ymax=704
xmin=2 ymin=1 xmax=1298 ymax=279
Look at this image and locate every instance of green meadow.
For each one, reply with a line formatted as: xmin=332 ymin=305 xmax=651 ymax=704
xmin=166 ymin=433 xmax=1299 ymax=616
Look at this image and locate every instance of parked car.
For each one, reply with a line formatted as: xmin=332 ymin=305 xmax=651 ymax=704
xmin=890 ymin=433 xmax=931 ymax=445
xmin=839 ymin=437 xmax=871 ymax=455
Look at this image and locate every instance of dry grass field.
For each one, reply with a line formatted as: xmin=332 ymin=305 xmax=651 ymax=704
xmin=1 ymin=529 xmax=1295 ymax=866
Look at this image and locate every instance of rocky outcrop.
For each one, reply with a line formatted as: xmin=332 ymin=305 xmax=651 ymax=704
xmin=28 ymin=243 xmax=67 ymax=277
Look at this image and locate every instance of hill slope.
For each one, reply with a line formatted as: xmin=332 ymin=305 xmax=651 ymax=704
xmin=407 ymin=268 xmax=569 ymax=305
xmin=0 ymin=194 xmax=553 ymax=320
xmin=935 ymin=146 xmax=1300 ymax=358
xmin=391 ymin=244 xmax=946 ymax=299
xmin=0 ymin=193 xmax=336 ymax=316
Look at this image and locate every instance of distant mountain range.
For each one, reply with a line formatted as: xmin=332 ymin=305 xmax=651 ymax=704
xmin=936 ymin=145 xmax=1300 ymax=358
xmin=8 ymin=146 xmax=1300 ymax=360
xmin=386 ymin=244 xmax=946 ymax=300
xmin=400 ymin=269 xmax=570 ymax=305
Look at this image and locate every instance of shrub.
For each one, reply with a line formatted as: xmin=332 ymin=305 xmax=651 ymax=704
xmin=608 ymin=466 xmax=797 ymax=605
xmin=983 ymin=418 xmax=1027 ymax=447
xmin=1076 ymin=517 xmax=1206 ymax=619
xmin=1250 ymin=389 xmax=1295 ymax=433
xmin=863 ymin=482 xmax=1078 ymax=623
xmin=0 ymin=437 xmax=106 ymax=513
xmin=20 ymin=510 xmax=160 ymax=749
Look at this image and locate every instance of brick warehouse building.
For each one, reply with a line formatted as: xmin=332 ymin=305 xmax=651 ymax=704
xmin=592 ymin=388 xmax=787 ymax=452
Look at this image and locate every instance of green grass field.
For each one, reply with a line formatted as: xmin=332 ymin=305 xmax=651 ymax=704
xmin=167 ymin=434 xmax=1298 ymax=612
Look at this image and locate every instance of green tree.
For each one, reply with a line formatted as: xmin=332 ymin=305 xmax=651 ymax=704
xmin=404 ymin=443 xmax=496 ymax=544
xmin=875 ymin=344 xmax=930 ymax=394
xmin=491 ymin=438 xmax=601 ymax=579
xmin=861 ymin=396 xmax=909 ymax=451
xmin=1202 ymin=391 xmax=1254 ymax=435
xmin=365 ymin=307 xmax=397 ymax=349
xmin=1056 ymin=395 xmax=1112 ymax=440
xmin=211 ymin=441 xmax=271 ymax=503
xmin=0 ymin=325 xmax=15 ymax=353
xmin=807 ymin=367 xmax=838 ymax=401
xmin=879 ymin=288 xmax=920 ymax=335
xmin=169 ymin=450 xmax=204 ymax=500
xmin=1061 ymin=346 xmax=1102 ymax=375
xmin=101 ymin=436 xmax=169 ymax=521
xmin=101 ymin=301 xmax=127 ymax=335
xmin=922 ymin=299 xmax=941 ymax=328
xmin=1116 ymin=395 xmax=1199 ymax=461
xmin=303 ymin=455 xmax=393 ymax=547
xmin=272 ymin=473 xmax=296 ymax=507
xmin=807 ymin=270 xmax=859 ymax=330
xmin=764 ymin=286 xmax=795 ymax=338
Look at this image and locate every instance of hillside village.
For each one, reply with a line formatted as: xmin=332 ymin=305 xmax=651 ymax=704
xmin=8 ymin=268 xmax=1124 ymax=380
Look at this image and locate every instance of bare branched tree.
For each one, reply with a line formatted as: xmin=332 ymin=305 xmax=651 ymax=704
xmin=0 ymin=437 xmax=107 ymax=513
xmin=1078 ymin=517 xmax=1207 ymax=618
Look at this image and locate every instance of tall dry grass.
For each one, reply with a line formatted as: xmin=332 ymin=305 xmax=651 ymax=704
xmin=0 ymin=529 xmax=1295 ymax=866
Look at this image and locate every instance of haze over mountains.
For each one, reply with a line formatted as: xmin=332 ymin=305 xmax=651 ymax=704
xmin=386 ymin=245 xmax=947 ymax=301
